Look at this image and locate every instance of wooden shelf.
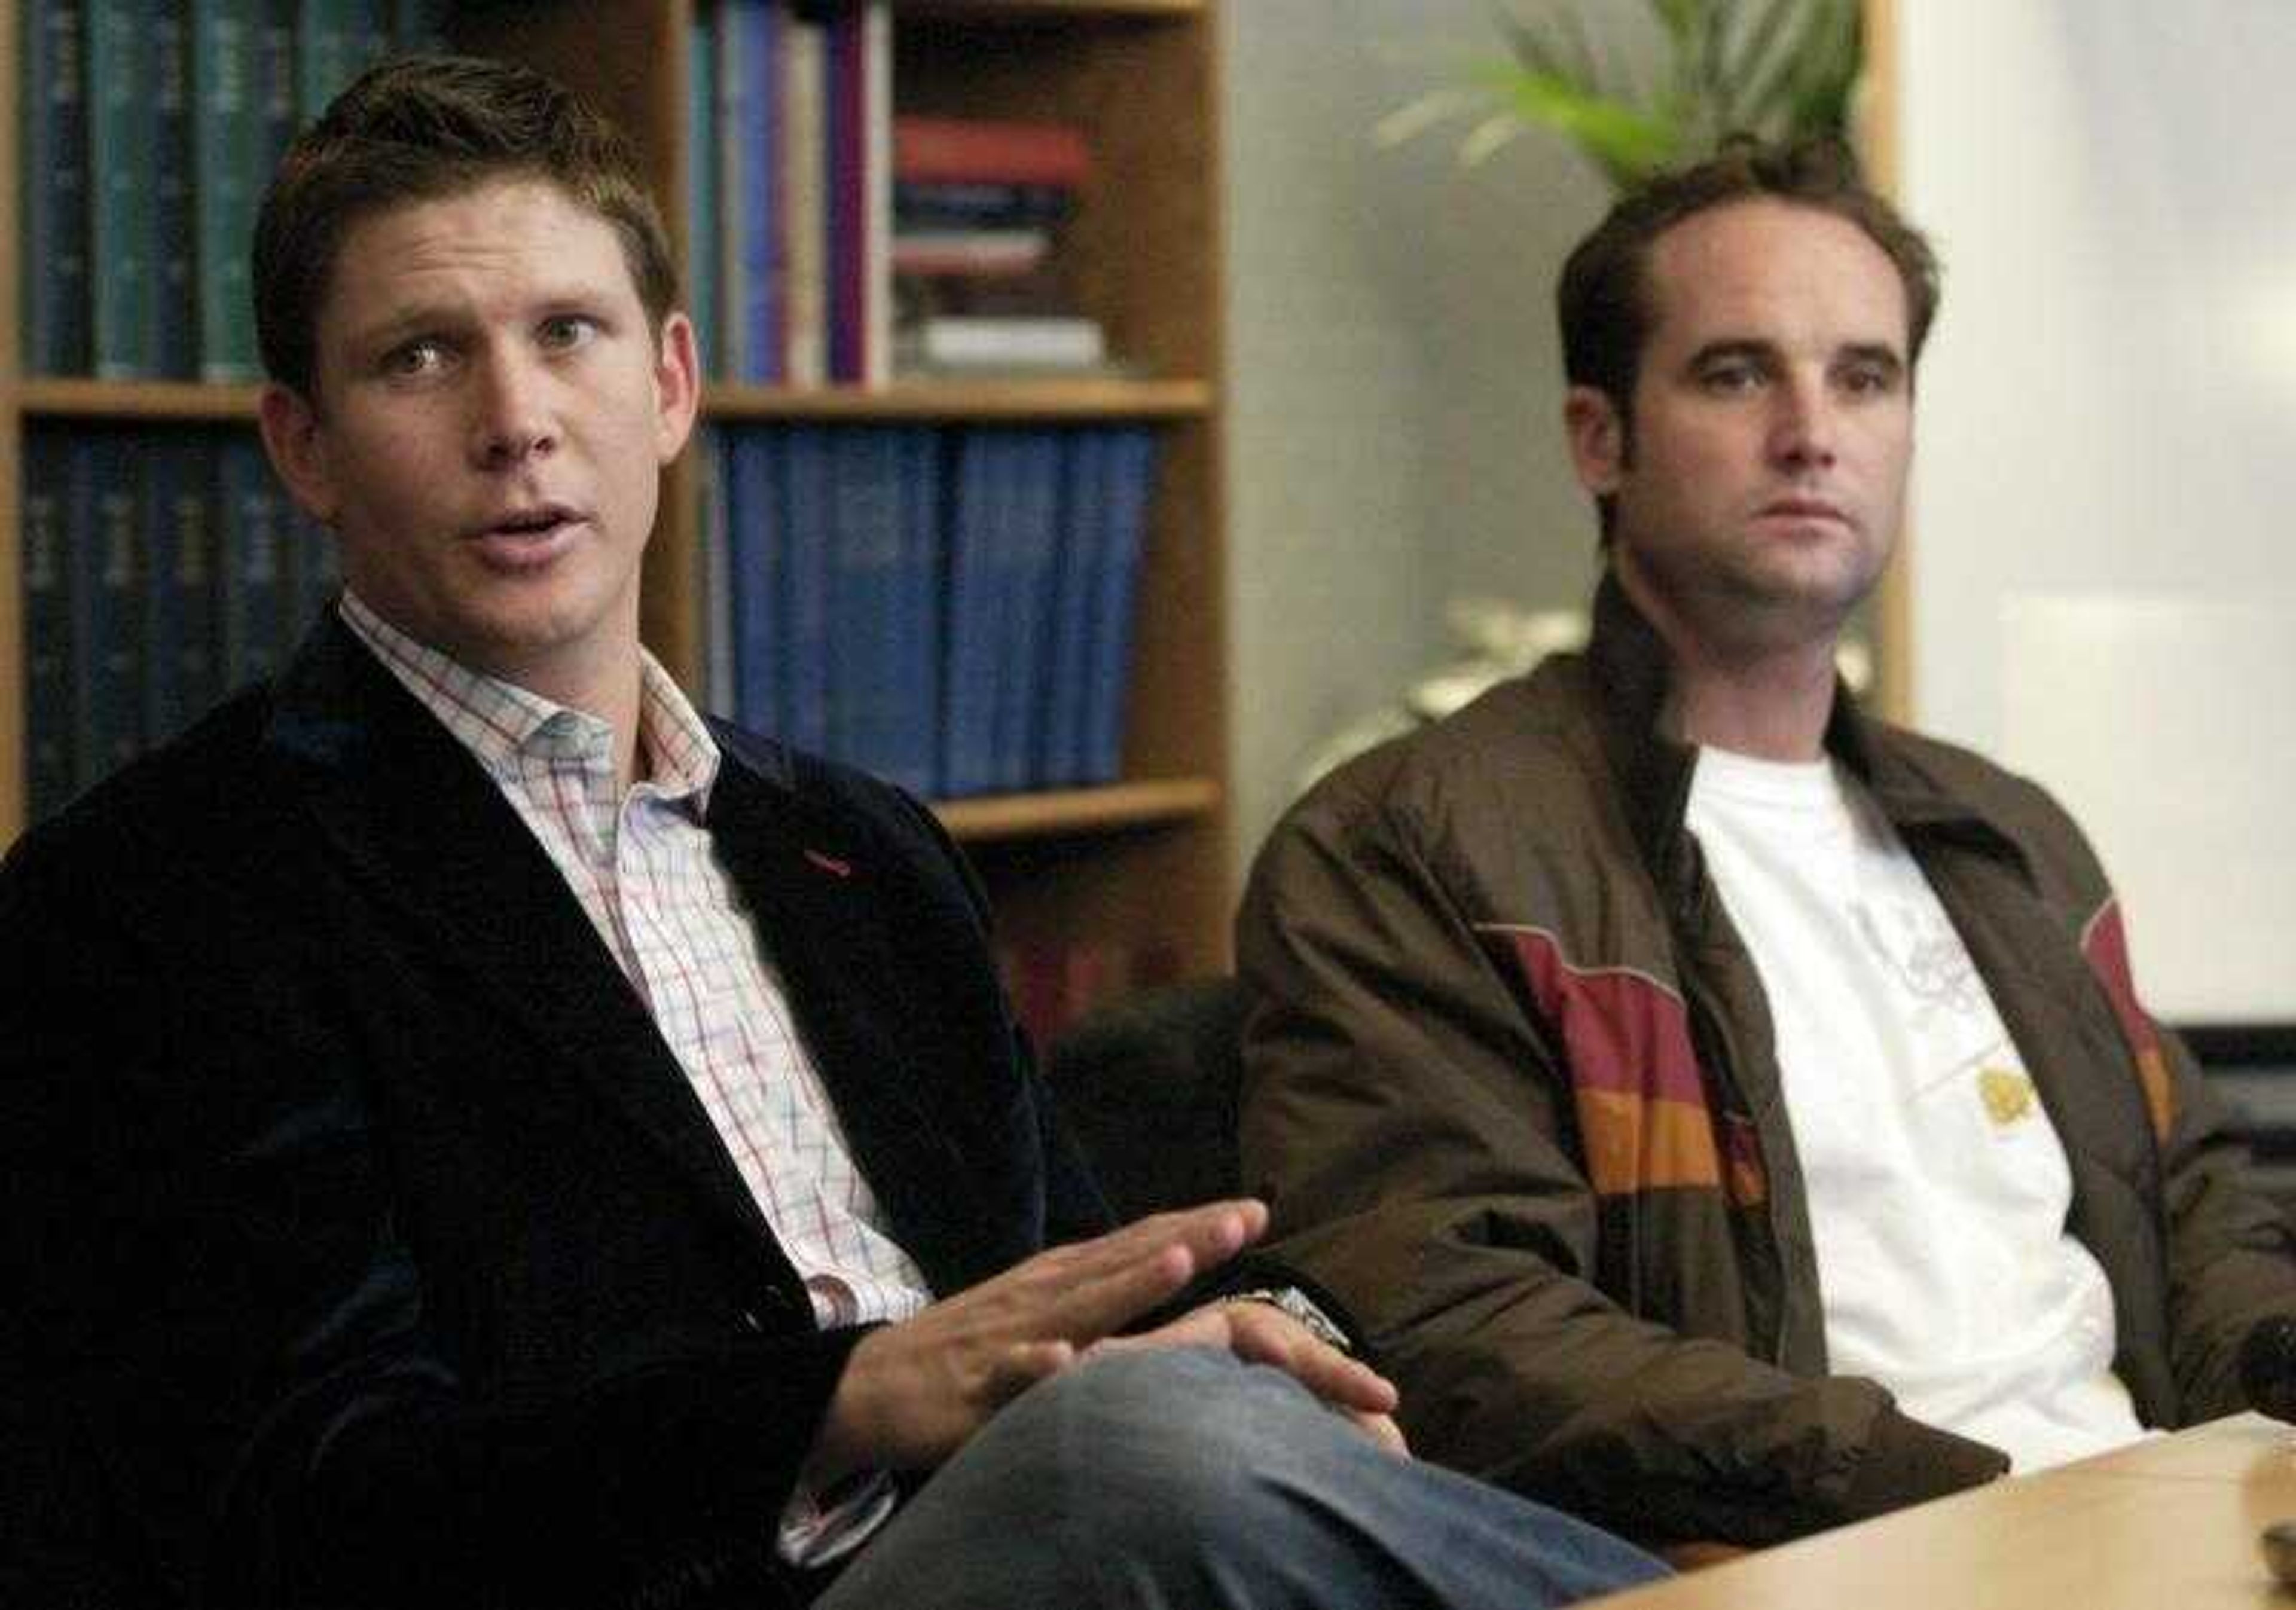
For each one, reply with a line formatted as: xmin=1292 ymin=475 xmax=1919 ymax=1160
xmin=704 ymin=377 xmax=1212 ymax=422
xmin=932 ymin=777 xmax=1220 ymax=842
xmin=16 ymin=378 xmax=264 ymax=421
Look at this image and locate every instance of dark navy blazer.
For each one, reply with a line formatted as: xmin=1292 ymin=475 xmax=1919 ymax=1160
xmin=1 ymin=613 xmax=1110 ymax=1608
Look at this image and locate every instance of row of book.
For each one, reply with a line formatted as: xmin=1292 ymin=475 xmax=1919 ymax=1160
xmin=696 ymin=423 xmax=1158 ymax=800
xmin=688 ymin=0 xmax=1109 ymax=383
xmin=19 ymin=0 xmax=448 ymax=382
xmin=689 ymin=0 xmax=893 ymax=386
xmin=21 ymin=426 xmax=340 ymax=824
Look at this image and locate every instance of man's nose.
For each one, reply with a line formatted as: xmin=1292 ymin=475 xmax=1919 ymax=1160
xmin=1770 ymin=375 xmax=1839 ymax=471
xmin=470 ymin=348 xmax=558 ymax=468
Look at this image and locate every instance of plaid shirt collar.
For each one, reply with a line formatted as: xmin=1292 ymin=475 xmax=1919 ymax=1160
xmin=337 ymin=589 xmax=722 ymax=812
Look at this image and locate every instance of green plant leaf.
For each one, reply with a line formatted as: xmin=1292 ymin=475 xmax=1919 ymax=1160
xmin=1470 ymin=62 xmax=1682 ymax=185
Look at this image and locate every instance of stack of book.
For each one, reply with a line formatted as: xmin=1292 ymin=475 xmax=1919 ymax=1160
xmin=689 ymin=0 xmax=893 ymax=385
xmin=891 ymin=115 xmax=1107 ymax=376
xmin=696 ymin=421 xmax=1159 ymax=800
xmin=19 ymin=0 xmax=448 ymax=382
xmin=21 ymin=425 xmax=340 ymax=823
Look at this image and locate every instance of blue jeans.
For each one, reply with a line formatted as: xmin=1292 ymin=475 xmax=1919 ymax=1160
xmin=813 ymin=1347 xmax=1667 ymax=1609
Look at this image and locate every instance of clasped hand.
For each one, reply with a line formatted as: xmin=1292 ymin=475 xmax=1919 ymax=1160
xmin=804 ymin=1199 xmax=1405 ymax=1486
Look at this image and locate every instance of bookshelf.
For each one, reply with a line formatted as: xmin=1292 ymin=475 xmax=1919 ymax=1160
xmin=1 ymin=0 xmax=1234 ymax=988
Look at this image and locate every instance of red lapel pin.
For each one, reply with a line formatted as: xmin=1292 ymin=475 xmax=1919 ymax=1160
xmin=804 ymin=849 xmax=854 ymax=879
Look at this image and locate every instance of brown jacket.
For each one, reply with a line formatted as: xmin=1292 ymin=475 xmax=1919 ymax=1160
xmin=1238 ymin=575 xmax=2296 ymax=1548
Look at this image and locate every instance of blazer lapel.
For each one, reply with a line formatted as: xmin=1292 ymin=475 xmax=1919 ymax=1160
xmin=705 ymin=756 xmax=995 ymax=1293
xmin=264 ymin=617 xmax=775 ymax=1247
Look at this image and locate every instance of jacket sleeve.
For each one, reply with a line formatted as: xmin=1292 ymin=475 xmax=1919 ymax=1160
xmin=1235 ymin=778 xmax=2004 ymax=1547
xmin=0 ymin=835 xmax=857 ymax=1610
xmin=2154 ymin=1024 xmax=2296 ymax=1417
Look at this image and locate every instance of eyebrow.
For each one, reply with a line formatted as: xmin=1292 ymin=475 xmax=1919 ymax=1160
xmin=1683 ymin=337 xmax=1907 ymax=374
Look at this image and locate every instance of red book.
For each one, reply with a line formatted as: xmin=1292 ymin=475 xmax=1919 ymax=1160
xmin=894 ymin=115 xmax=1092 ymax=188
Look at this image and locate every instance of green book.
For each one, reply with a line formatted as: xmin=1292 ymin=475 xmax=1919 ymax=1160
xmin=21 ymin=0 xmax=91 ymax=374
xmin=194 ymin=0 xmax=265 ymax=381
xmin=88 ymin=0 xmax=155 ymax=377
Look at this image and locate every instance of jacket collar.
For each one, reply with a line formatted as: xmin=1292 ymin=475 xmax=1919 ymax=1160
xmin=1581 ymin=569 xmax=2026 ymax=887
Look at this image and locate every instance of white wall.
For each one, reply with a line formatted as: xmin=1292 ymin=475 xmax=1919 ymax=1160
xmin=1221 ymin=1 xmax=1617 ymax=880
xmin=1897 ymin=2 xmax=2296 ymax=1019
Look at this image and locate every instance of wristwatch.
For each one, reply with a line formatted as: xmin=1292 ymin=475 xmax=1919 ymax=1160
xmin=1222 ymin=1286 xmax=1354 ymax=1354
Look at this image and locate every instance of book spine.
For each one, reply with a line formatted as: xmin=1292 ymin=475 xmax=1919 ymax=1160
xmin=938 ymin=429 xmax=1009 ymax=798
xmin=151 ymin=8 xmax=200 ymax=379
xmin=779 ymin=425 xmax=832 ymax=754
xmin=145 ymin=429 xmax=222 ymax=746
xmin=686 ymin=7 xmax=721 ymax=379
xmin=726 ymin=426 xmax=784 ymax=738
xmin=696 ymin=429 xmax=736 ymax=717
xmin=893 ymin=116 xmax=1093 ymax=188
xmin=822 ymin=4 xmax=873 ymax=384
xmin=22 ymin=429 xmax=80 ymax=821
xmin=194 ymin=0 xmax=265 ymax=381
xmin=75 ymin=431 xmax=146 ymax=790
xmin=896 ymin=427 xmax=943 ymax=799
xmin=860 ymin=1 xmax=891 ymax=387
xmin=991 ymin=429 xmax=1062 ymax=792
xmin=1083 ymin=427 xmax=1158 ymax=783
xmin=20 ymin=0 xmax=92 ymax=376
xmin=826 ymin=427 xmax=906 ymax=784
xmin=731 ymin=0 xmax=783 ymax=384
xmin=87 ymin=0 xmax=155 ymax=378
xmin=780 ymin=16 xmax=825 ymax=386
xmin=258 ymin=0 xmax=300 ymax=179
xmin=1039 ymin=427 xmax=1106 ymax=787
xmin=287 ymin=503 xmax=342 ymax=647
xmin=218 ymin=436 xmax=289 ymax=689
xmin=713 ymin=0 xmax=749 ymax=380
xmin=893 ymin=181 xmax=1075 ymax=230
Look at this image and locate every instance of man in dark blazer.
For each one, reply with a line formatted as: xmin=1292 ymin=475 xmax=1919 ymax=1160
xmin=0 ymin=55 xmax=1662 ymax=1610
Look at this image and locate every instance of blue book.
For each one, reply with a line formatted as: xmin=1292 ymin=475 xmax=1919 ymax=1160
xmin=696 ymin=429 xmax=736 ymax=718
xmin=193 ymin=0 xmax=265 ymax=381
xmin=20 ymin=1 xmax=91 ymax=375
xmin=1080 ymin=427 xmax=1158 ymax=784
xmin=74 ymin=432 xmax=146 ymax=790
xmin=938 ymin=429 xmax=1012 ymax=798
xmin=686 ymin=9 xmax=722 ymax=380
xmin=727 ymin=0 xmax=782 ymax=383
xmin=151 ymin=9 xmax=200 ymax=378
xmin=288 ymin=502 xmax=342 ymax=646
xmin=725 ymin=427 xmax=785 ymax=736
xmin=713 ymin=0 xmax=750 ymax=380
xmin=217 ymin=436 xmax=290 ymax=690
xmin=22 ymin=429 xmax=79 ymax=821
xmin=777 ymin=425 xmax=833 ymax=755
xmin=87 ymin=0 xmax=156 ymax=378
xmin=825 ymin=427 xmax=906 ymax=785
xmin=144 ymin=429 xmax=222 ymax=746
xmin=1038 ymin=427 xmax=1107 ymax=787
xmin=890 ymin=427 xmax=944 ymax=798
xmin=990 ymin=429 xmax=1064 ymax=793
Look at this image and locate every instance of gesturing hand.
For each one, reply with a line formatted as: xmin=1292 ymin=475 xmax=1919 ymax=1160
xmin=805 ymin=1199 xmax=1269 ymax=1486
xmin=1098 ymin=1299 xmax=1409 ymax=1456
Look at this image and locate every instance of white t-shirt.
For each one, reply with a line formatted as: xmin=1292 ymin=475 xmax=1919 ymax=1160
xmin=1686 ymin=746 xmax=2145 ymax=1472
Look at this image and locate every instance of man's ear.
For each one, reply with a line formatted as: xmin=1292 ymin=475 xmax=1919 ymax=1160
xmin=258 ymin=383 xmax=338 ymax=527
xmin=651 ymin=310 xmax=702 ymax=465
xmin=1564 ymin=385 xmax=1627 ymax=497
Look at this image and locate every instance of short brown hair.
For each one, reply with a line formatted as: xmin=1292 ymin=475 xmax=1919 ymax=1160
xmin=1558 ymin=136 xmax=1941 ymax=421
xmin=253 ymin=54 xmax=679 ymax=401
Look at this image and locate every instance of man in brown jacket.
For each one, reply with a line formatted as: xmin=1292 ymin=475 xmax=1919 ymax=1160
xmin=1238 ymin=138 xmax=2296 ymax=1554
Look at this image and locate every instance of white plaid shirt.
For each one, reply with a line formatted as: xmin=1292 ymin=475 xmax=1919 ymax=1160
xmin=339 ymin=593 xmax=925 ymax=1561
